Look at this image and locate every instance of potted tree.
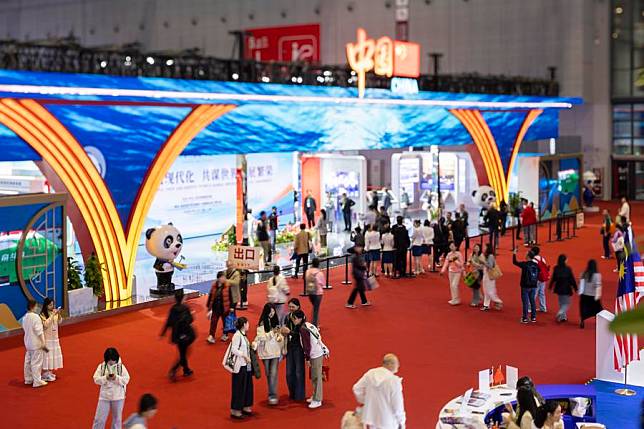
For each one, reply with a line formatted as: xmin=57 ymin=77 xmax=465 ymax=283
xmin=84 ymin=252 xmax=105 ymax=301
xmin=66 ymin=257 xmax=97 ymax=316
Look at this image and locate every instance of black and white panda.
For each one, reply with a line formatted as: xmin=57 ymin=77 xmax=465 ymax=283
xmin=471 ymin=185 xmax=497 ymax=230
xmin=145 ymin=223 xmax=184 ymax=295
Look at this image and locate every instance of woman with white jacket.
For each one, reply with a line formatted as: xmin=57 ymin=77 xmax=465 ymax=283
xmin=267 ymin=265 xmax=290 ymax=323
xmin=252 ymin=304 xmax=283 ymax=405
xmin=421 ymin=219 xmax=434 ymax=271
xmin=92 ymin=347 xmax=130 ymax=429
xmin=364 ymin=224 xmax=382 ymax=276
xmin=227 ymin=317 xmax=254 ymax=419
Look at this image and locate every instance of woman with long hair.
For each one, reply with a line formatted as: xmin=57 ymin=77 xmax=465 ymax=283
xmin=548 ymin=254 xmax=577 ymax=322
xmin=229 ymin=317 xmax=254 ymax=419
xmin=466 ymin=243 xmax=484 ymax=307
xmin=481 ymin=243 xmax=503 ymax=311
xmin=411 ymin=219 xmax=425 ymax=275
xmin=305 ymin=257 xmax=325 ymax=326
xmin=380 ymin=226 xmax=395 ymax=276
xmin=579 ymin=259 xmax=603 ymax=329
xmin=533 ymin=400 xmax=564 ymax=429
xmin=364 ymin=223 xmax=382 ymax=276
xmin=267 ymin=265 xmax=290 ymax=324
xmin=280 ymin=298 xmax=306 ymax=400
xmin=252 ymin=304 xmax=282 ymax=405
xmin=440 ymin=242 xmax=464 ymax=305
xmin=317 ymin=209 xmax=328 ymax=249
xmin=507 ymin=385 xmax=538 ymax=429
xmin=39 ymin=297 xmax=63 ymax=381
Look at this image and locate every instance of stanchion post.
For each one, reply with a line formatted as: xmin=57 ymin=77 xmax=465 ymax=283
xmin=431 ymin=244 xmax=437 ymax=272
xmin=511 ymin=226 xmax=515 ymax=250
xmin=548 ymin=218 xmax=552 ymax=242
xmin=324 ymin=256 xmax=333 ymax=289
xmin=342 ymin=254 xmax=352 ymax=285
xmin=573 ymin=213 xmax=577 ymax=237
xmin=535 ymin=219 xmax=539 ymax=245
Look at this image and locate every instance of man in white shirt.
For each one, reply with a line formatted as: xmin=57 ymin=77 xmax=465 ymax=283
xmin=22 ymin=299 xmax=48 ymax=387
xmin=353 ymin=354 xmax=406 ymax=429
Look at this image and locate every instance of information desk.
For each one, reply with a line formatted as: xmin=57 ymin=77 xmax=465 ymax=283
xmin=436 ymin=384 xmax=599 ymax=429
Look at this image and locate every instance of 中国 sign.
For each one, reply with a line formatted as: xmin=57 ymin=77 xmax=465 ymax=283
xmin=346 ymin=28 xmax=420 ymax=98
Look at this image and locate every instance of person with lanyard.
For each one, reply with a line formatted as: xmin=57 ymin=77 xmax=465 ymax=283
xmin=341 ymin=193 xmax=355 ymax=231
xmin=304 ymin=189 xmax=317 ymax=229
xmin=280 ymin=298 xmax=306 ymax=401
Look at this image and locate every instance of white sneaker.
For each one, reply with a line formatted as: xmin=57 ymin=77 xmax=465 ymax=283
xmin=44 ymin=373 xmax=56 ymax=382
xmin=32 ymin=380 xmax=48 ymax=388
xmin=207 ymin=335 xmax=216 ymax=344
xmin=308 ymin=400 xmax=322 ymax=409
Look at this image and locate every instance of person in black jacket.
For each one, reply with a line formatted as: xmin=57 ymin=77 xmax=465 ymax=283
xmin=484 ymin=204 xmax=501 ymax=251
xmin=391 ymin=216 xmax=410 ymax=278
xmin=512 ymin=248 xmax=539 ymax=324
xmin=346 ymin=246 xmax=370 ymax=308
xmin=452 ymin=213 xmax=466 ymax=250
xmin=548 ymin=254 xmax=577 ymax=322
xmin=433 ymin=219 xmax=447 ymax=267
xmin=161 ymin=289 xmax=195 ymax=381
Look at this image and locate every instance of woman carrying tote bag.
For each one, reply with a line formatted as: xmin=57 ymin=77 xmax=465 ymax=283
xmin=481 ymin=244 xmax=503 ymax=311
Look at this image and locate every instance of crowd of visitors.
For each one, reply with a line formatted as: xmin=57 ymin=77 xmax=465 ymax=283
xmin=17 ymin=194 xmax=630 ymax=428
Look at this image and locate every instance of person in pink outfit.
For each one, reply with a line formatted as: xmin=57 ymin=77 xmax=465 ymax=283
xmin=440 ymin=242 xmax=464 ymax=305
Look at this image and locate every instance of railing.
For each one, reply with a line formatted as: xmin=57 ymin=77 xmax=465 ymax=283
xmin=243 ymin=210 xmax=582 ymax=292
xmin=0 ymin=40 xmax=559 ymax=96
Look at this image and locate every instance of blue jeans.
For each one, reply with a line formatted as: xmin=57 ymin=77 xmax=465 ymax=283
xmin=262 ymin=358 xmax=279 ymax=399
xmin=308 ymin=294 xmax=322 ymax=327
xmin=536 ymin=281 xmax=547 ymax=311
xmin=285 ymin=346 xmax=305 ymax=400
xmin=521 ymin=287 xmax=537 ymax=320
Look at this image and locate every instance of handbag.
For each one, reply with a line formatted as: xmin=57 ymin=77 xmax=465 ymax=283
xmin=488 ymin=265 xmax=503 ymax=281
xmin=366 ymin=274 xmax=379 ymax=291
xmin=463 ymin=270 xmax=479 ymax=288
xmin=222 ymin=341 xmax=238 ymax=373
xmin=309 ymin=364 xmax=330 ymax=382
xmin=250 ymin=348 xmax=261 ymax=379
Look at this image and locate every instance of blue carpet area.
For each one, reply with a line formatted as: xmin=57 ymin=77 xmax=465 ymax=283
xmin=591 ymin=380 xmax=643 ymax=429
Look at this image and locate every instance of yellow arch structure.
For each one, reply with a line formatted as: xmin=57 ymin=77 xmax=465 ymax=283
xmin=0 ymin=100 xmax=235 ymax=300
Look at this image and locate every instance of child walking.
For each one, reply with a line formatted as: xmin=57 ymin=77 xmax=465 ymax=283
xmin=92 ymin=347 xmax=130 ymax=429
xmin=40 ymin=297 xmax=63 ymax=381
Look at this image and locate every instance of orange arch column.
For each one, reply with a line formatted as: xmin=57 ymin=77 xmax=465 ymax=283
xmin=450 ymin=108 xmax=542 ymax=202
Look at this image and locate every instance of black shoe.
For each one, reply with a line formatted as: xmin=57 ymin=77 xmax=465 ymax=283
xmin=168 ymin=370 xmax=177 ymax=382
xmin=183 ymin=369 xmax=194 ymax=377
xmin=230 ymin=414 xmax=244 ymax=420
xmin=242 ymin=410 xmax=254 ymax=416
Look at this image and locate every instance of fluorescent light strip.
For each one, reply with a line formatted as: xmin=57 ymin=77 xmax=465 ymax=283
xmin=0 ymin=84 xmax=574 ymax=109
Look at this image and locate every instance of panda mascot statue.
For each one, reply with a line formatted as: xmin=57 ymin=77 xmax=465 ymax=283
xmin=471 ymin=185 xmax=497 ymax=231
xmin=145 ymin=223 xmax=187 ymax=296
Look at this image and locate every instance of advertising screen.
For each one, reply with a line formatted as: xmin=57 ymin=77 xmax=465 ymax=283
xmin=247 ymin=152 xmax=296 ymax=224
xmin=325 ymin=171 xmax=360 ymax=198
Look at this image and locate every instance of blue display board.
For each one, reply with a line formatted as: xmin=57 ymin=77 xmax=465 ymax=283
xmin=0 ymin=197 xmax=65 ymax=330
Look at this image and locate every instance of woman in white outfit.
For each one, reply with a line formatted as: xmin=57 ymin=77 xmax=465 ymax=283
xmin=252 ymin=304 xmax=283 ymax=405
xmin=380 ymin=227 xmax=395 ymax=276
xmin=410 ymin=220 xmax=425 ymax=275
xmin=421 ymin=220 xmax=434 ymax=271
xmin=364 ymin=223 xmax=382 ymax=276
xmin=40 ymin=297 xmax=63 ymax=382
xmin=92 ymin=347 xmax=130 ymax=429
xmin=481 ymin=243 xmax=503 ymax=311
xmin=440 ymin=242 xmax=464 ymax=305
xmin=267 ymin=265 xmax=290 ymax=323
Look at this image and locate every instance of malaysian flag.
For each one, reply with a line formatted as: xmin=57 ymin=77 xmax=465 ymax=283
xmin=614 ymin=226 xmax=640 ymax=370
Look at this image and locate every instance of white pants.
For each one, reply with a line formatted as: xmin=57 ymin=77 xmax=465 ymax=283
xmin=24 ymin=349 xmax=44 ymax=384
xmin=482 ymin=272 xmax=502 ymax=307
xmin=92 ymin=399 xmax=124 ymax=429
xmin=448 ymin=272 xmax=461 ymax=303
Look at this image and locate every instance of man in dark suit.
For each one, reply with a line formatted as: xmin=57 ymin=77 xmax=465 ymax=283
xmin=391 ymin=216 xmax=410 ymax=278
xmin=304 ymin=190 xmax=317 ymax=229
xmin=341 ymin=193 xmax=355 ymax=231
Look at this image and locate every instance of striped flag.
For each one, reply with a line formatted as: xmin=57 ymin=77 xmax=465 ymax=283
xmin=614 ymin=226 xmax=640 ymax=370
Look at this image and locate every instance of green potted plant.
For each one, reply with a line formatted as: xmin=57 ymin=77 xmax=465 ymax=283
xmin=67 ymin=257 xmax=97 ymax=316
xmin=84 ymin=252 xmax=105 ymax=299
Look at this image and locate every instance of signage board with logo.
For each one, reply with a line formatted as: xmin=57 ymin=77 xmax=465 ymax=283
xmin=245 ymin=24 xmax=320 ymax=63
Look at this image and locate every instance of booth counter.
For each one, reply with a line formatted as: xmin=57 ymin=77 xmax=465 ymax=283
xmin=436 ymin=384 xmax=600 ymax=429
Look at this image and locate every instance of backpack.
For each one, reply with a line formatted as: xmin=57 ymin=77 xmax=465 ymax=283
xmin=535 ymin=257 xmax=550 ymax=282
xmin=524 ymin=262 xmax=539 ymax=288
xmin=305 ymin=270 xmax=318 ymax=295
xmin=224 ymin=310 xmax=238 ymax=334
xmin=174 ymin=310 xmax=195 ymax=345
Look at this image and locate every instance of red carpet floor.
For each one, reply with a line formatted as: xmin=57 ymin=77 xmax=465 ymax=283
xmin=0 ymin=202 xmax=634 ymax=428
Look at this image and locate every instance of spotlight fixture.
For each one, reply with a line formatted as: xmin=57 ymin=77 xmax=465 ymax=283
xmin=261 ymin=76 xmax=270 ymax=83
xmin=165 ymin=59 xmax=174 ymax=66
xmin=232 ymin=73 xmax=239 ymax=80
xmin=145 ymin=56 xmax=155 ymax=65
xmin=100 ymin=60 xmax=108 ymax=68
